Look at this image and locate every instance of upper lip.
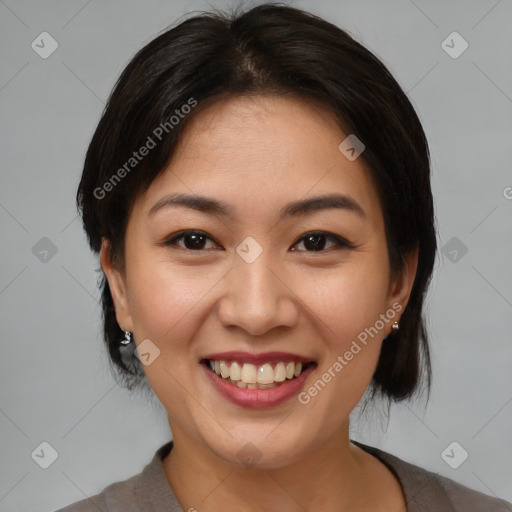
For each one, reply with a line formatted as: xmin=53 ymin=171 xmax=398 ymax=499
xmin=201 ymin=351 xmax=315 ymax=366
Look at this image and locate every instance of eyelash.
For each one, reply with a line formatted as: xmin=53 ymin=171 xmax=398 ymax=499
xmin=162 ymin=230 xmax=355 ymax=253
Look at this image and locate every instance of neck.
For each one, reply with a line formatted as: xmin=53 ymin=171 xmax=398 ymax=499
xmin=163 ymin=420 xmax=391 ymax=511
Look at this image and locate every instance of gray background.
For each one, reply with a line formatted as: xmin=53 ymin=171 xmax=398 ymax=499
xmin=1 ymin=0 xmax=511 ymax=510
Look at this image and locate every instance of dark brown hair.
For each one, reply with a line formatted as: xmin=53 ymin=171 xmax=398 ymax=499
xmin=77 ymin=3 xmax=437 ymax=401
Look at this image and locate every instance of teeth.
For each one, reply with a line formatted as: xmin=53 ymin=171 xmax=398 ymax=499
xmin=241 ymin=363 xmax=257 ymax=384
xmin=229 ymin=362 xmax=241 ymax=381
xmin=257 ymin=364 xmax=274 ymax=384
xmin=274 ymin=362 xmax=286 ymax=382
xmin=208 ymin=359 xmax=309 ymax=385
xmin=257 ymin=383 xmax=276 ymax=389
xmin=220 ymin=360 xmax=230 ymax=378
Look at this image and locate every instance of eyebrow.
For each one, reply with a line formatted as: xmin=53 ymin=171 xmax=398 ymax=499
xmin=148 ymin=192 xmax=366 ymax=220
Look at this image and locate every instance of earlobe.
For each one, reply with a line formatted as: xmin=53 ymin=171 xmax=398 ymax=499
xmin=99 ymin=239 xmax=133 ymax=332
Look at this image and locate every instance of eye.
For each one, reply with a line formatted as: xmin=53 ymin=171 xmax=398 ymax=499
xmin=291 ymin=231 xmax=353 ymax=252
xmin=162 ymin=230 xmax=353 ymax=253
xmin=163 ymin=230 xmax=220 ymax=251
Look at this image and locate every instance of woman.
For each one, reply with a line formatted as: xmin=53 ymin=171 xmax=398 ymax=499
xmin=57 ymin=3 xmax=511 ymax=511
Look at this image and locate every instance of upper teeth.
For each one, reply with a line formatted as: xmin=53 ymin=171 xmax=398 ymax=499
xmin=209 ymin=360 xmax=303 ymax=384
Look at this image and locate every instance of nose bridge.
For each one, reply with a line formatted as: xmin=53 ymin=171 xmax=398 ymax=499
xmin=218 ymin=250 xmax=298 ymax=335
xmin=237 ymin=255 xmax=277 ymax=307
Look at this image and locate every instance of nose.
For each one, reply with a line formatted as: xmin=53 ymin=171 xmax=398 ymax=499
xmin=216 ymin=256 xmax=300 ymax=336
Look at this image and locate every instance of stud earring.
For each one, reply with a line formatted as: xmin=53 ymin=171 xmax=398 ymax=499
xmin=119 ymin=330 xmax=133 ymax=345
xmin=391 ymin=321 xmax=400 ymax=331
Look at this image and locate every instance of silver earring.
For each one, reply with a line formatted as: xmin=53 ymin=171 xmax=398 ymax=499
xmin=120 ymin=331 xmax=133 ymax=345
xmin=392 ymin=321 xmax=400 ymax=331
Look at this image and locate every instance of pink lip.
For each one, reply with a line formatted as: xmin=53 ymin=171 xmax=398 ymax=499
xmin=200 ymin=362 xmax=316 ymax=408
xmin=201 ymin=351 xmax=313 ymax=366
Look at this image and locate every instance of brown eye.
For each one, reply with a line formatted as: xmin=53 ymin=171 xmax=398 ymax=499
xmin=164 ymin=231 xmax=219 ymax=251
xmin=291 ymin=232 xmax=353 ymax=252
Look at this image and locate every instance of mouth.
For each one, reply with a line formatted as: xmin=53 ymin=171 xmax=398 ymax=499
xmin=200 ymin=358 xmax=317 ymax=390
xmin=199 ymin=352 xmax=317 ymax=408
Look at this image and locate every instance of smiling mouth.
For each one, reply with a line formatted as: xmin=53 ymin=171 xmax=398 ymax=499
xmin=201 ymin=359 xmax=317 ymax=390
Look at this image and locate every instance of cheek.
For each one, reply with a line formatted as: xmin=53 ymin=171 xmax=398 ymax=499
xmin=293 ymin=263 xmax=390 ymax=424
xmin=124 ymin=258 xmax=226 ymax=405
xmin=126 ymin=258 xmax=223 ymax=343
xmin=297 ymin=255 xmax=390 ymax=403
xmin=302 ymin=257 xmax=390 ymax=344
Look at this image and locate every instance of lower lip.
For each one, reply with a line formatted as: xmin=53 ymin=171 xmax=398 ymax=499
xmin=201 ymin=363 xmax=315 ymax=408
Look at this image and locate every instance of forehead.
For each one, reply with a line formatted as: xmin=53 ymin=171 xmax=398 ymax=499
xmin=136 ymin=95 xmax=383 ymax=229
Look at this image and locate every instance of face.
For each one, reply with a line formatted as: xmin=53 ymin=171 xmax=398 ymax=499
xmin=102 ymin=95 xmax=417 ymax=468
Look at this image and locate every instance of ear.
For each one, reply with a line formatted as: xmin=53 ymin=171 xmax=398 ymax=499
xmin=99 ymin=239 xmax=134 ymax=332
xmin=386 ymin=245 xmax=419 ymax=332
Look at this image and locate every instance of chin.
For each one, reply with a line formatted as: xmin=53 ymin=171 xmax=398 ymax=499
xmin=198 ymin=424 xmax=315 ymax=470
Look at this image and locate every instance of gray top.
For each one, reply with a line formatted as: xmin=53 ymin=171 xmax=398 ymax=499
xmin=55 ymin=440 xmax=512 ymax=512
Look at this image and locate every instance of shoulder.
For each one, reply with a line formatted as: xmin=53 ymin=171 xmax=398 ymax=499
xmin=353 ymin=441 xmax=512 ymax=512
xmin=54 ymin=471 xmax=140 ymax=512
xmin=54 ymin=441 xmax=179 ymax=512
xmin=434 ymin=472 xmax=512 ymax=512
